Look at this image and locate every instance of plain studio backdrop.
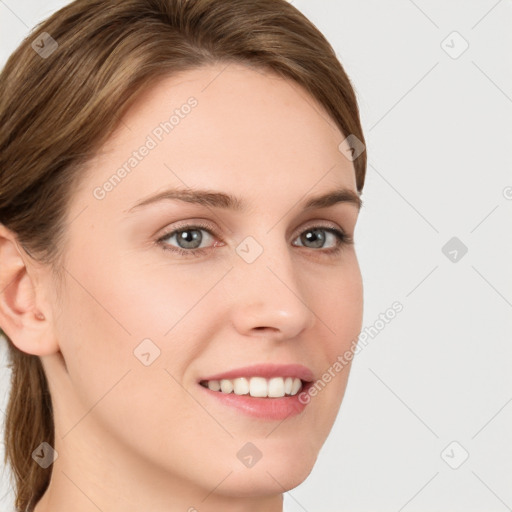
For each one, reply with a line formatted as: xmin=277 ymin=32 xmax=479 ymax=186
xmin=1 ymin=1 xmax=511 ymax=511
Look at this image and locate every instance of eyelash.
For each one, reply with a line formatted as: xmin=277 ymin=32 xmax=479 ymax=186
xmin=156 ymin=221 xmax=353 ymax=258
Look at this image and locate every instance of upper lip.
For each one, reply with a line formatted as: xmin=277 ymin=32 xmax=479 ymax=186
xmin=199 ymin=363 xmax=315 ymax=383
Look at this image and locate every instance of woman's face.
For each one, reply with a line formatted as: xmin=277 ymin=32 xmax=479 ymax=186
xmin=41 ymin=63 xmax=363 ymax=506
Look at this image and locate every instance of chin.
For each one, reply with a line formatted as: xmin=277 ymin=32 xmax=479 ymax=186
xmin=223 ymin=462 xmax=316 ymax=498
xmin=217 ymin=440 xmax=320 ymax=498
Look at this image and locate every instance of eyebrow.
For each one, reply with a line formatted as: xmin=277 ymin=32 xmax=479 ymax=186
xmin=127 ymin=187 xmax=362 ymax=213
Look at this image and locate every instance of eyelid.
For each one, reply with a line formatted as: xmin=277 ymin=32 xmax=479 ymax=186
xmin=155 ymin=218 xmax=352 ymax=256
xmin=156 ymin=218 xmax=346 ymax=241
xmin=156 ymin=219 xmax=217 ymax=239
xmin=296 ymin=218 xmax=344 ymax=234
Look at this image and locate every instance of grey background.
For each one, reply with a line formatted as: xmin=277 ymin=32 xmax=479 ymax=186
xmin=1 ymin=1 xmax=511 ymax=510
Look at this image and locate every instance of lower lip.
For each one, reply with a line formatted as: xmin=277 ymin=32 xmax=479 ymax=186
xmin=198 ymin=382 xmax=312 ymax=420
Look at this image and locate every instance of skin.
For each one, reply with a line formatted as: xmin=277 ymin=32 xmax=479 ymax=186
xmin=0 ymin=63 xmax=363 ymax=512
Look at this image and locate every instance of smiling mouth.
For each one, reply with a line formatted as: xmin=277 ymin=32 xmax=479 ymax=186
xmin=199 ymin=376 xmax=305 ymax=398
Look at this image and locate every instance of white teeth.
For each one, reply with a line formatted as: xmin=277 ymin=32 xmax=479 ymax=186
xmin=249 ymin=377 xmax=268 ymax=397
xmin=291 ymin=377 xmax=301 ymax=395
xmin=208 ymin=380 xmax=220 ymax=391
xmin=233 ymin=377 xmax=249 ymax=395
xmin=268 ymin=377 xmax=285 ymax=397
xmin=202 ymin=376 xmax=303 ymax=398
xmin=220 ymin=379 xmax=234 ymax=393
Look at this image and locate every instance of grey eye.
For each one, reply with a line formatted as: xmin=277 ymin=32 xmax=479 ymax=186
xmin=161 ymin=227 xmax=214 ymax=250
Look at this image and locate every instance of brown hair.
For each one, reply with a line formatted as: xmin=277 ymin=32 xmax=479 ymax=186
xmin=0 ymin=0 xmax=366 ymax=510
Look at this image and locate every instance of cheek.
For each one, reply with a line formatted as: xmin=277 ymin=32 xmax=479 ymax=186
xmin=53 ymin=250 xmax=228 ymax=409
xmin=313 ymin=255 xmax=364 ymax=350
xmin=52 ymin=276 xmax=135 ymax=410
xmin=303 ymin=256 xmax=363 ymax=421
xmin=52 ymin=266 xmax=223 ymax=480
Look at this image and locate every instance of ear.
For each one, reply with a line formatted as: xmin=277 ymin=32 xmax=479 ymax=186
xmin=0 ymin=224 xmax=59 ymax=356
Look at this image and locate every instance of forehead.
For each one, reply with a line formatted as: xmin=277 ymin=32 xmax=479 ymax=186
xmin=74 ymin=62 xmax=357 ymax=218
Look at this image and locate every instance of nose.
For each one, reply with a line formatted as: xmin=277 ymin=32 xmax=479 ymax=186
xmin=228 ymin=237 xmax=316 ymax=341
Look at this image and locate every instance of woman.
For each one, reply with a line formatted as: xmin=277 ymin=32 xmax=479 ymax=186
xmin=0 ymin=0 xmax=367 ymax=510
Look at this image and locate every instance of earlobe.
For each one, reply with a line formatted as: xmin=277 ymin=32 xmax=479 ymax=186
xmin=0 ymin=225 xmax=58 ymax=356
